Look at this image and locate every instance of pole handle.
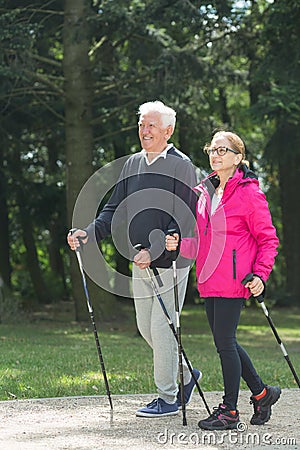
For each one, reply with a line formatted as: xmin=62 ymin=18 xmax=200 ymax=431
xmin=167 ymin=228 xmax=178 ymax=262
xmin=241 ymin=273 xmax=264 ymax=303
xmin=69 ymin=228 xmax=87 ymax=253
xmin=134 ymin=243 xmax=142 ymax=252
xmin=135 ymin=244 xmax=163 ymax=287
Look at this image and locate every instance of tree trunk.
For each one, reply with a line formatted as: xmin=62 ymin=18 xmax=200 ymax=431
xmin=17 ymin=186 xmax=50 ymax=304
xmin=20 ymin=219 xmax=50 ymax=304
xmin=48 ymin=220 xmax=67 ymax=293
xmin=47 ymin=138 xmax=68 ymax=297
xmin=219 ymin=87 xmax=231 ymax=126
xmin=0 ymin=143 xmax=11 ymax=287
xmin=9 ymin=142 xmax=50 ymax=305
xmin=63 ymin=0 xmax=117 ymax=320
xmin=271 ymin=123 xmax=300 ymax=304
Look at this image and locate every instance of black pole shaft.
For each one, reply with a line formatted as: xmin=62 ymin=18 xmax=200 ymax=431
xmin=172 ymin=260 xmax=187 ymax=426
xmin=261 ymin=301 xmax=300 ymax=388
xmin=242 ymin=274 xmax=300 ymax=389
xmin=89 ymin=309 xmax=114 ymax=408
xmin=75 ymin=250 xmax=113 ymax=409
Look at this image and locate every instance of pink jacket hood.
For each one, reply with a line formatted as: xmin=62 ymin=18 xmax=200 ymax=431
xmin=180 ymin=166 xmax=279 ymax=299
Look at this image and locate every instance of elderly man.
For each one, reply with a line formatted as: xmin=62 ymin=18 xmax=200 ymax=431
xmin=67 ymin=100 xmax=202 ymax=417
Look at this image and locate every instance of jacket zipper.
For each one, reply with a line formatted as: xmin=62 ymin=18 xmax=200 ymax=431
xmin=204 ymin=215 xmax=210 ymax=235
xmin=204 ymin=221 xmax=208 ymax=235
xmin=233 ymin=249 xmax=237 ymax=279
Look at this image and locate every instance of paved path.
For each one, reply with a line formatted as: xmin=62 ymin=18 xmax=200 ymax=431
xmin=0 ymin=389 xmax=299 ymax=449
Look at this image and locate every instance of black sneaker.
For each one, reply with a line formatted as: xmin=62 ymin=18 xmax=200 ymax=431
xmin=250 ymin=385 xmax=281 ymax=425
xmin=198 ymin=404 xmax=239 ymax=430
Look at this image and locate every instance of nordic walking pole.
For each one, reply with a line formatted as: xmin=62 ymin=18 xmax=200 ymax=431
xmin=134 ymin=245 xmax=211 ymax=415
xmin=168 ymin=229 xmax=187 ymax=426
xmin=144 ymin=266 xmax=211 ymax=415
xmin=69 ymin=229 xmax=113 ymax=409
xmin=242 ymin=273 xmax=300 ymax=388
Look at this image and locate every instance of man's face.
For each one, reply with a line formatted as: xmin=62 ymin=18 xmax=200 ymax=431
xmin=138 ymin=111 xmax=172 ymax=153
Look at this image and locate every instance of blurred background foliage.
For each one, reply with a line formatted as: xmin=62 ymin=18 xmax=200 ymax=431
xmin=0 ymin=0 xmax=299 ymax=322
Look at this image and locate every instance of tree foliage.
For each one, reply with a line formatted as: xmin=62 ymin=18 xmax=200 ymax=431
xmin=0 ymin=0 xmax=299 ymax=318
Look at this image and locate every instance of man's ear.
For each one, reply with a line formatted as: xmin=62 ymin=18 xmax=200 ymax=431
xmin=166 ymin=125 xmax=173 ymax=139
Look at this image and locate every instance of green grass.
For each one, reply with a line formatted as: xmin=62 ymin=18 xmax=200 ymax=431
xmin=0 ymin=302 xmax=299 ymax=401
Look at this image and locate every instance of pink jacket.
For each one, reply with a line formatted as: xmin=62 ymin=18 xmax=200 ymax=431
xmin=180 ymin=166 xmax=279 ymax=299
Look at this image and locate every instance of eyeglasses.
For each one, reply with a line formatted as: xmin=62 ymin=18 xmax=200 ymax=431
xmin=205 ymin=146 xmax=240 ymax=157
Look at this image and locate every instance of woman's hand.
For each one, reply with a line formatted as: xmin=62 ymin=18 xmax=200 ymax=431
xmin=244 ymin=275 xmax=264 ymax=297
xmin=165 ymin=233 xmax=179 ymax=251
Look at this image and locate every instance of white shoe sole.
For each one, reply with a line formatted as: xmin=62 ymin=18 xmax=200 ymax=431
xmin=136 ymin=410 xmax=179 ymax=418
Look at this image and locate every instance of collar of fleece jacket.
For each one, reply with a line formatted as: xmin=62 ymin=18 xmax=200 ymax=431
xmin=194 ymin=164 xmax=258 ymax=200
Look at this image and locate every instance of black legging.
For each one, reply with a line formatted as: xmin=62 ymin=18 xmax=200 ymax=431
xmin=205 ymin=297 xmax=265 ymax=410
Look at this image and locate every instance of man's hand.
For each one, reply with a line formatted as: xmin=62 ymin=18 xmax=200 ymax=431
xmin=133 ymin=249 xmax=151 ymax=270
xmin=67 ymin=229 xmax=88 ymax=250
xmin=165 ymin=233 xmax=179 ymax=251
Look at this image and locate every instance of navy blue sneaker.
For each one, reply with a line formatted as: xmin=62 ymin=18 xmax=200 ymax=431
xmin=136 ymin=398 xmax=178 ymax=417
xmin=177 ymin=368 xmax=202 ymax=408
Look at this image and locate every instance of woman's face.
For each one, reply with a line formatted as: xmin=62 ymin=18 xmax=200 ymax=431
xmin=208 ymin=135 xmax=242 ymax=176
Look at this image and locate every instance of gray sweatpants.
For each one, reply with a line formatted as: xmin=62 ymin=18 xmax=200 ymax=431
xmin=132 ymin=264 xmax=192 ymax=404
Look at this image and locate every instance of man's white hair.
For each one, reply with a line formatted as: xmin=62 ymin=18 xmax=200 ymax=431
xmin=138 ymin=100 xmax=176 ymax=129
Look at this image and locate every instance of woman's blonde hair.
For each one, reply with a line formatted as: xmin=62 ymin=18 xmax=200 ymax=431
xmin=207 ymin=130 xmax=249 ymax=167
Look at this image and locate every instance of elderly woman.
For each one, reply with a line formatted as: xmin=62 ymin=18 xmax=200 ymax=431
xmin=166 ymin=130 xmax=281 ymax=430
